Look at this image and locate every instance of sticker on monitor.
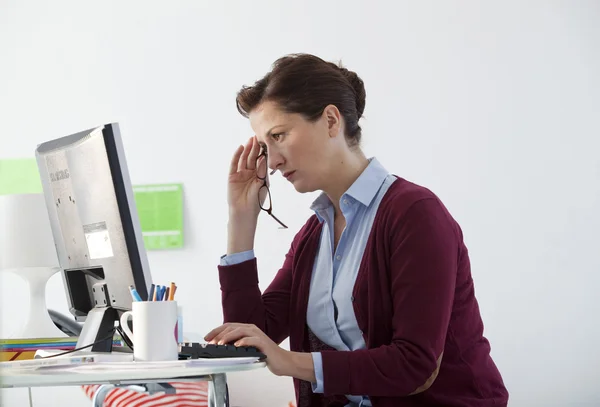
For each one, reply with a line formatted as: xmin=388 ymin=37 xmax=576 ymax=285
xmin=83 ymin=221 xmax=114 ymax=259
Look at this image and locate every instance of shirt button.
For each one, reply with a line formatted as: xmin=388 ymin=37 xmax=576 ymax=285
xmin=336 ymin=255 xmax=341 ymax=261
xmin=343 ymin=199 xmax=348 ymax=205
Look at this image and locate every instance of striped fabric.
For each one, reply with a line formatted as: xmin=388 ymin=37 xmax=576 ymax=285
xmin=81 ymin=382 xmax=209 ymax=407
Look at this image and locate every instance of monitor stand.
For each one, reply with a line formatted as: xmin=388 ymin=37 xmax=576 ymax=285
xmin=34 ymin=306 xmax=133 ymax=362
xmin=77 ymin=306 xmax=120 ymax=352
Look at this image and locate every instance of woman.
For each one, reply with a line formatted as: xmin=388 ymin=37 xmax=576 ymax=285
xmin=205 ymin=53 xmax=509 ymax=407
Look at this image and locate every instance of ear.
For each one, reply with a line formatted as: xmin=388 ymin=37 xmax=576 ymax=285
xmin=323 ymin=104 xmax=342 ymax=138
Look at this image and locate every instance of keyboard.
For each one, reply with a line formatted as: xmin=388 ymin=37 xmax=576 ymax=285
xmin=178 ymin=342 xmax=266 ymax=361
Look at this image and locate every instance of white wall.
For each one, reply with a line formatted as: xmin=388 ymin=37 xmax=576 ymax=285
xmin=1 ymin=1 xmax=599 ymax=406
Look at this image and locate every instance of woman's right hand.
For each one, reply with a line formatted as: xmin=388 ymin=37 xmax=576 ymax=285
xmin=227 ymin=136 xmax=267 ymax=224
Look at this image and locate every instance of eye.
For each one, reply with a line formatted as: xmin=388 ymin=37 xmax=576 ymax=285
xmin=271 ymin=133 xmax=284 ymax=141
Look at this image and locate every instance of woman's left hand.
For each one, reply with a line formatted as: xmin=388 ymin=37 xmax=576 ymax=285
xmin=204 ymin=323 xmax=291 ymax=376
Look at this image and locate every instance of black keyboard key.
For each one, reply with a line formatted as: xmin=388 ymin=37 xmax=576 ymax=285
xmin=178 ymin=343 xmax=266 ymax=361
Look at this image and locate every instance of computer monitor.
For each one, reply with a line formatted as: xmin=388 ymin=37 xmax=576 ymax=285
xmin=35 ymin=123 xmax=152 ymax=353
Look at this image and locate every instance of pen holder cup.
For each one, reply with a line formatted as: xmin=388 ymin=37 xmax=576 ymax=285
xmin=120 ymin=301 xmax=178 ymax=362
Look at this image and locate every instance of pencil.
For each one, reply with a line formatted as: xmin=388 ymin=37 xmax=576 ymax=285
xmin=169 ymin=282 xmax=177 ymax=300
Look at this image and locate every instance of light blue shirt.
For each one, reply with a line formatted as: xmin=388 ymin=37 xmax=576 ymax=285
xmin=221 ymin=158 xmax=395 ymax=407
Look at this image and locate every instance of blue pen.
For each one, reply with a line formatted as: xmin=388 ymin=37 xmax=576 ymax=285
xmin=129 ymin=285 xmax=143 ymax=302
xmin=158 ymin=286 xmax=166 ymax=301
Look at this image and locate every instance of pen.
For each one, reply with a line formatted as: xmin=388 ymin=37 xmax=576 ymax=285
xmin=164 ymin=287 xmax=170 ymax=301
xmin=129 ymin=285 xmax=142 ymax=302
xmin=149 ymin=284 xmax=156 ymax=301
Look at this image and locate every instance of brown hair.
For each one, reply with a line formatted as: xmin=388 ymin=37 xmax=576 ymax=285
xmin=236 ymin=53 xmax=366 ymax=146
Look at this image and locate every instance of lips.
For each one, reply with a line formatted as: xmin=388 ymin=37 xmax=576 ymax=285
xmin=283 ymin=170 xmax=296 ymax=180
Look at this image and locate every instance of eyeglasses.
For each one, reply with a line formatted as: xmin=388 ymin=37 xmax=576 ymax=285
xmin=256 ymin=150 xmax=288 ymax=229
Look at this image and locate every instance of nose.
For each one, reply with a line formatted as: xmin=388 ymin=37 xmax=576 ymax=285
xmin=267 ymin=150 xmax=284 ymax=174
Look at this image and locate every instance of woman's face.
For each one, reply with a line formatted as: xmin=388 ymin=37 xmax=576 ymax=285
xmin=249 ymin=100 xmax=341 ymax=193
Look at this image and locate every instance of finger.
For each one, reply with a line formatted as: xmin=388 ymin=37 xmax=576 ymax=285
xmin=204 ymin=322 xmax=238 ymax=342
xmin=209 ymin=325 xmax=238 ymax=344
xmin=229 ymin=145 xmax=244 ymax=175
xmin=234 ymin=336 xmax=261 ymax=349
xmin=204 ymin=325 xmax=228 ymax=342
xmin=237 ymin=137 xmax=253 ymax=172
xmin=246 ymin=136 xmax=260 ymax=170
xmin=217 ymin=326 xmax=257 ymax=345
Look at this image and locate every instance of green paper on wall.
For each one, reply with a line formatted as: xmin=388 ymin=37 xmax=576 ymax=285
xmin=0 ymin=158 xmax=43 ymax=195
xmin=133 ymin=183 xmax=184 ymax=250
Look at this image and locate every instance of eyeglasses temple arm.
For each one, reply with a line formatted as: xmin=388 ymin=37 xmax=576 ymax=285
xmin=269 ymin=212 xmax=288 ymax=229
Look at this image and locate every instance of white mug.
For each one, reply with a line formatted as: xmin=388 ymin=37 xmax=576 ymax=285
xmin=120 ymin=301 xmax=178 ymax=362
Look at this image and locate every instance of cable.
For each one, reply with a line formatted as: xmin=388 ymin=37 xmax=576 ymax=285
xmin=40 ymin=332 xmax=116 ymax=358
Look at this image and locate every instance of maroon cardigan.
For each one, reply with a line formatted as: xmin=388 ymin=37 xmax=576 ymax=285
xmin=218 ymin=177 xmax=509 ymax=407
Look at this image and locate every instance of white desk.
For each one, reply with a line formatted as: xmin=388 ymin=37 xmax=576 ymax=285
xmin=1 ymin=361 xmax=266 ymax=407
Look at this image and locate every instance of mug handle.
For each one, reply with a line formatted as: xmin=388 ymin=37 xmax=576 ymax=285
xmin=120 ymin=311 xmax=134 ymax=343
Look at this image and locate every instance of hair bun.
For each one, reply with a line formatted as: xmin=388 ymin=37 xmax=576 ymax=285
xmin=338 ymin=66 xmax=366 ymax=119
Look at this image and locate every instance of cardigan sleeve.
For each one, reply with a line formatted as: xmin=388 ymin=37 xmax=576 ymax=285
xmin=217 ymin=225 xmax=306 ymax=345
xmin=320 ymin=198 xmax=459 ymax=397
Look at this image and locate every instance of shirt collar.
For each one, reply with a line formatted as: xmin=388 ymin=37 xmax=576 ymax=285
xmin=310 ymin=157 xmax=389 ymax=221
